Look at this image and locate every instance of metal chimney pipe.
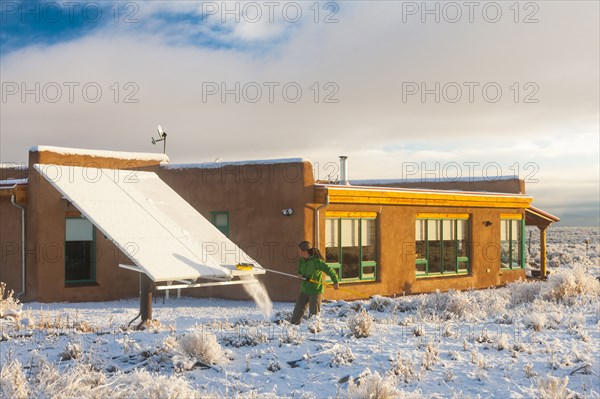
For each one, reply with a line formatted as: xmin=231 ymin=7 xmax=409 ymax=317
xmin=339 ymin=156 xmax=349 ymax=185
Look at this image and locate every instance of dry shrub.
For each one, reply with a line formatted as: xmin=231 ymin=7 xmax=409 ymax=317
xmin=523 ymin=362 xmax=537 ymax=378
xmin=34 ymin=362 xmax=106 ymax=398
xmin=0 ymin=282 xmax=22 ymax=322
xmin=444 ymin=290 xmax=470 ymax=318
xmin=346 ymin=369 xmax=400 ymax=399
xmin=507 ymin=280 xmax=542 ymax=306
xmin=266 ymin=356 xmax=281 ymax=372
xmin=4 ymin=357 xmax=199 ymax=398
xmin=222 ymin=327 xmax=268 ymax=347
xmin=111 ymin=368 xmax=199 ymax=399
xmin=329 ymin=345 xmax=355 ymax=367
xmin=525 ymin=313 xmax=546 ymax=332
xmin=542 ymin=265 xmax=600 ymax=302
xmin=496 ymin=334 xmax=510 ymax=351
xmin=420 ymin=342 xmax=439 ymax=371
xmin=0 ymin=360 xmax=29 ymax=399
xmin=347 ymin=309 xmax=374 ymax=338
xmin=278 ymin=323 xmax=305 ymax=346
xmin=421 ymin=289 xmax=509 ymax=322
xmin=369 ymin=296 xmax=397 ymax=313
xmin=390 ymin=352 xmax=416 ymax=383
xmin=174 ymin=331 xmax=224 ymax=369
xmin=537 ymin=375 xmax=576 ymax=399
xmin=59 ymin=342 xmax=83 ymax=361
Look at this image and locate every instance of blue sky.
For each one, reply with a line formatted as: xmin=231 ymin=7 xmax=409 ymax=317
xmin=0 ymin=1 xmax=297 ymax=52
xmin=1 ymin=1 xmax=598 ymax=226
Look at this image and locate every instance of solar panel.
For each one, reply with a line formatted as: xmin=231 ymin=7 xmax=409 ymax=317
xmin=34 ymin=164 xmax=264 ymax=282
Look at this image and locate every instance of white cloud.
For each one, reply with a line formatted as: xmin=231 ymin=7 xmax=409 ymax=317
xmin=0 ymin=1 xmax=598 ymax=225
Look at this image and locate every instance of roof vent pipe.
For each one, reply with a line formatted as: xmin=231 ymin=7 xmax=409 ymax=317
xmin=339 ymin=156 xmax=349 ymax=185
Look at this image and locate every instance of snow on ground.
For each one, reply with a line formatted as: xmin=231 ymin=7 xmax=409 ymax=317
xmin=1 ymin=227 xmax=599 ymax=398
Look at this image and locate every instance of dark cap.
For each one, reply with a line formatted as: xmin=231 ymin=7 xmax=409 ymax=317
xmin=298 ymin=241 xmax=312 ymax=251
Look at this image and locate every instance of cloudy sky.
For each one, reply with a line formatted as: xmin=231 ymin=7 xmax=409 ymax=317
xmin=1 ymin=1 xmax=598 ymax=226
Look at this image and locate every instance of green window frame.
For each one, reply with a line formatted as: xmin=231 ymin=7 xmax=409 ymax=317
xmin=65 ymin=217 xmax=96 ymax=284
xmin=325 ymin=217 xmax=377 ymax=282
xmin=416 ymin=217 xmax=470 ymax=277
xmin=500 ymin=218 xmax=525 ymax=269
xmin=211 ymin=211 xmax=230 ymax=237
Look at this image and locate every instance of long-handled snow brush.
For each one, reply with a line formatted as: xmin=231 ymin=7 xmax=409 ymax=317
xmin=236 ymin=263 xmax=304 ymax=280
xmin=236 ymin=263 xmax=368 ymax=299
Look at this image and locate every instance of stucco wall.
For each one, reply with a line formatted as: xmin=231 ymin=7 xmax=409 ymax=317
xmin=312 ymin=202 xmax=526 ymax=301
xmin=357 ymin=178 xmax=525 ymax=194
xmin=0 ymin=199 xmax=24 ymax=295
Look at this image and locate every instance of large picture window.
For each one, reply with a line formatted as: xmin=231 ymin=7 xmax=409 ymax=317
xmin=416 ymin=215 xmax=469 ymax=277
xmin=500 ymin=216 xmax=524 ymax=269
xmin=65 ymin=218 xmax=96 ymax=283
xmin=325 ymin=214 xmax=377 ymax=282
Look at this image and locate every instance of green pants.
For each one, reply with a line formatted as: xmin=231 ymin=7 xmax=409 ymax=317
xmin=290 ymin=292 xmax=322 ymax=325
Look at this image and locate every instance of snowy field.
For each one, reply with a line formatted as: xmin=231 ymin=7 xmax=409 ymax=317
xmin=1 ymin=226 xmax=599 ymax=398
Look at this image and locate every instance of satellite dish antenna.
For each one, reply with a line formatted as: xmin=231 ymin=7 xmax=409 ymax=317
xmin=151 ymin=124 xmax=168 ymax=154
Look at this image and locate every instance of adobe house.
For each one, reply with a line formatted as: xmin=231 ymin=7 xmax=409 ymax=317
xmin=0 ymin=146 xmax=558 ymax=303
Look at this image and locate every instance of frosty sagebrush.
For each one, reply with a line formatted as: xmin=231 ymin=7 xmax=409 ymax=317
xmin=171 ymin=331 xmax=225 ymax=370
xmin=347 ymin=308 xmax=374 ymax=338
xmin=541 ymin=265 xmax=600 ymax=301
xmin=0 ymin=359 xmax=200 ymax=399
xmin=0 ymin=282 xmax=22 ymax=321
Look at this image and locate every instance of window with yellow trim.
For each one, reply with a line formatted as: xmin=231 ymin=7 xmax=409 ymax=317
xmin=325 ymin=217 xmax=377 ymax=282
xmin=500 ymin=218 xmax=524 ymax=269
xmin=416 ymin=217 xmax=469 ymax=277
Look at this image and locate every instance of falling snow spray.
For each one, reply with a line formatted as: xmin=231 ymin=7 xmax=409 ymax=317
xmin=240 ymin=275 xmax=273 ymax=319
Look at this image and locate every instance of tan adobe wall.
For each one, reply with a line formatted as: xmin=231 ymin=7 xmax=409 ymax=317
xmin=356 ymin=179 xmax=525 ymax=194
xmin=0 ymin=199 xmax=24 ymax=294
xmin=29 ymin=148 xmax=167 ymax=170
xmin=311 ymin=202 xmax=526 ymax=301
xmin=157 ymin=161 xmax=315 ymax=302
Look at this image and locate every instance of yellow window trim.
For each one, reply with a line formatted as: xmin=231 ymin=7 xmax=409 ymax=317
xmin=416 ymin=213 xmax=469 ymax=219
xmin=317 ymin=187 xmax=532 ymax=209
xmin=500 ymin=214 xmax=523 ymax=220
xmin=325 ymin=211 xmax=377 ymax=218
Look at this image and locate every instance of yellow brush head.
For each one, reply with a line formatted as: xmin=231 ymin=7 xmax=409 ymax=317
xmin=235 ymin=263 xmax=254 ymax=271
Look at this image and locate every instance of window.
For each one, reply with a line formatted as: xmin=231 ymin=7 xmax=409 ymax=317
xmin=416 ymin=215 xmax=469 ymax=277
xmin=325 ymin=214 xmax=377 ymax=282
xmin=211 ymin=211 xmax=229 ymax=237
xmin=500 ymin=216 xmax=524 ymax=269
xmin=65 ymin=218 xmax=96 ymax=283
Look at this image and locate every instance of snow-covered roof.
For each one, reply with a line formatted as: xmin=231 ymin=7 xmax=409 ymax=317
xmin=0 ymin=163 xmax=27 ymax=170
xmin=317 ymin=183 xmax=530 ymax=198
xmin=0 ymin=178 xmax=28 ymax=186
xmin=527 ymin=205 xmax=560 ymax=223
xmin=350 ymin=176 xmax=519 ymax=185
xmin=30 ymin=146 xmax=169 ymax=164
xmin=34 ymin=164 xmax=264 ymax=282
xmin=163 ymin=158 xmax=307 ymax=170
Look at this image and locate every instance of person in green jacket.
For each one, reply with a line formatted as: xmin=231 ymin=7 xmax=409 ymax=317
xmin=290 ymin=241 xmax=339 ymax=325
